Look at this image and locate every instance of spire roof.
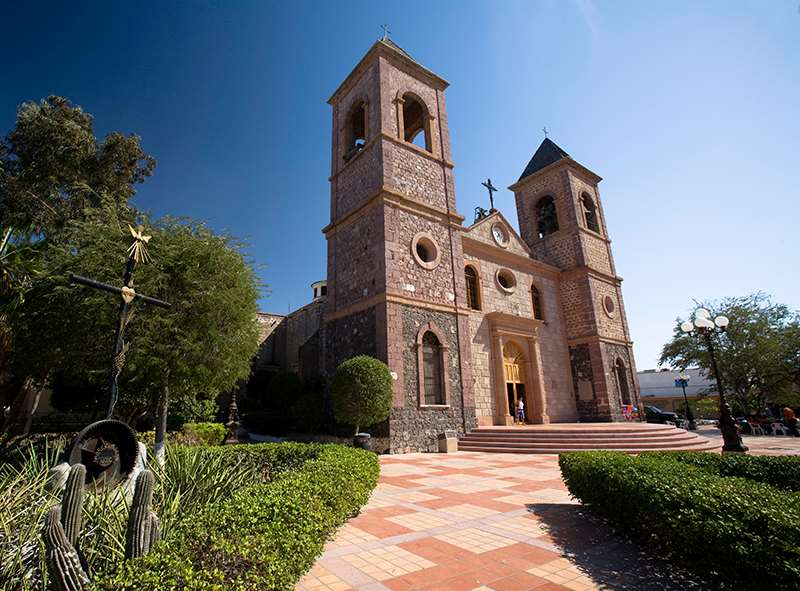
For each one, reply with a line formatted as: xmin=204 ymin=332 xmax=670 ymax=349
xmin=379 ymin=37 xmax=415 ymax=61
xmin=518 ymin=138 xmax=570 ymax=181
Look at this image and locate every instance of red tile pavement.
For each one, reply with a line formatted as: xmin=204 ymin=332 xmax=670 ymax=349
xmin=295 ymin=452 xmax=595 ymax=591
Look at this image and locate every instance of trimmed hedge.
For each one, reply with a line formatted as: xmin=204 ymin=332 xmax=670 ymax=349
xmin=560 ymin=451 xmax=800 ymax=590
xmin=175 ymin=422 xmax=226 ymax=446
xmin=644 ymin=450 xmax=800 ymax=492
xmin=92 ymin=443 xmax=379 ymax=590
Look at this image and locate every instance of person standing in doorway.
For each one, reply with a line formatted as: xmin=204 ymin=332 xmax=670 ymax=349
xmin=517 ymin=398 xmax=525 ymax=424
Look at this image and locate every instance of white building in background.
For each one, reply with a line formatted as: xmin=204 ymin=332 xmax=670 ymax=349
xmin=637 ymin=367 xmax=717 ymax=412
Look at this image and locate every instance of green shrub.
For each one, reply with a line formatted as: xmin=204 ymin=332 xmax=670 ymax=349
xmin=267 ymin=371 xmax=304 ymax=413
xmin=166 ymin=395 xmax=220 ymax=430
xmin=2 ymin=440 xmax=360 ymax=590
xmin=92 ymin=444 xmax=379 ymax=590
xmin=559 ymin=451 xmax=800 ymax=590
xmin=291 ymin=390 xmax=325 ymax=433
xmin=643 ymin=451 xmax=800 ymax=492
xmin=174 ymin=422 xmax=226 ymax=446
xmin=331 ymin=356 xmax=392 ymax=435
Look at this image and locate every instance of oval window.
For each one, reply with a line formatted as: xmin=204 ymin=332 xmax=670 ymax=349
xmin=496 ymin=269 xmax=517 ymax=293
xmin=411 ymin=233 xmax=441 ymax=270
xmin=603 ymin=295 xmax=616 ymax=317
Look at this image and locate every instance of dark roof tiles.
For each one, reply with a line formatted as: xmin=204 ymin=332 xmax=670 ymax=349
xmin=518 ymin=138 xmax=570 ymax=181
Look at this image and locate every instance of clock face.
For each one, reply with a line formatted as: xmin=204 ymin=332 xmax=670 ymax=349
xmin=492 ymin=224 xmax=508 ymax=245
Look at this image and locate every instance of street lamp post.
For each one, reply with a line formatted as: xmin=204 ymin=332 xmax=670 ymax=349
xmin=680 ymin=308 xmax=747 ymax=453
xmin=675 ymin=373 xmax=696 ymax=430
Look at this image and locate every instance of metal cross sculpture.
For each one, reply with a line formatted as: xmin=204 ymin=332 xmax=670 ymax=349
xmin=481 ymin=178 xmax=498 ymax=211
xmin=542 ymin=126 xmax=549 ymax=138
xmin=70 ymin=225 xmax=170 ymax=418
xmin=381 ymin=24 xmax=391 ymax=40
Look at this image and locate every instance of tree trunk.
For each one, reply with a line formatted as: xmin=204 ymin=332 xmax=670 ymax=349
xmin=21 ymin=383 xmax=46 ymax=434
xmin=154 ymin=376 xmax=169 ymax=468
xmin=6 ymin=376 xmax=35 ymax=435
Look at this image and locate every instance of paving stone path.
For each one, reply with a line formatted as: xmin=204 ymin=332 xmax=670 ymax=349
xmin=297 ymin=452 xmax=710 ymax=591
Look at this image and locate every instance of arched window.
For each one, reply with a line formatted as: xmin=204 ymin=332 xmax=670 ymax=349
xmin=531 ymin=285 xmax=544 ymax=320
xmin=422 ymin=331 xmax=444 ymax=405
xmin=344 ymin=101 xmax=367 ymax=162
xmin=581 ymin=193 xmax=600 ymax=233
xmin=401 ymin=93 xmax=431 ymax=152
xmin=536 ymin=196 xmax=559 ymax=238
xmin=615 ymin=358 xmax=631 ymax=405
xmin=465 ymin=266 xmax=481 ymax=310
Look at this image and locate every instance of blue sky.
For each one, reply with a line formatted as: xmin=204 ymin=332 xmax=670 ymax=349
xmin=2 ymin=0 xmax=798 ymax=369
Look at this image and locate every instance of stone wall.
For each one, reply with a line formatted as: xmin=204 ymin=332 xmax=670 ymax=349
xmin=514 ymin=167 xmax=582 ymax=269
xmin=323 ymin=308 xmax=379 ymax=375
xmin=569 ymin=343 xmax=602 ymax=421
xmin=326 ymin=204 xmax=385 ymax=312
xmin=384 ymin=205 xmax=458 ymax=303
xmin=254 ymin=312 xmax=285 ymax=370
xmin=390 ymin=305 xmax=475 ymax=452
xmin=462 ymin=243 xmax=576 ymax=424
xmin=284 ymin=299 xmax=325 ymax=372
xmin=602 ymin=342 xmax=640 ymax=419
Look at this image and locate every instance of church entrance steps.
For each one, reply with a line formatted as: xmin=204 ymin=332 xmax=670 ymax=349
xmin=458 ymin=423 xmax=719 ymax=453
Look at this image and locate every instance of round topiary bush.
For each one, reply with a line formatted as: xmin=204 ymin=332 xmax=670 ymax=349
xmin=331 ymin=356 xmax=392 ymax=435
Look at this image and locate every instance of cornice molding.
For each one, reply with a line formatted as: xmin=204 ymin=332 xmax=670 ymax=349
xmin=567 ymin=335 xmax=634 ymax=348
xmin=462 ymin=235 xmax=561 ymax=278
xmin=508 ymin=158 xmax=602 ymax=193
xmin=323 ymin=187 xmax=465 ymax=236
xmin=328 ymin=41 xmax=449 ymax=106
xmin=324 ymin=290 xmax=469 ymax=323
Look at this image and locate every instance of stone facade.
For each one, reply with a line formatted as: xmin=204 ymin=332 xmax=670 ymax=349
xmin=259 ymin=39 xmax=641 ymax=451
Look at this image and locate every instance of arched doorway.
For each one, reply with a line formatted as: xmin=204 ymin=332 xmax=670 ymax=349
xmin=615 ymin=358 xmax=631 ymax=405
xmin=503 ymin=342 xmax=528 ymax=424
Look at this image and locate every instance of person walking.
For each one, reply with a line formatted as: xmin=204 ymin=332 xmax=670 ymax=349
xmin=517 ymin=398 xmax=526 ymax=424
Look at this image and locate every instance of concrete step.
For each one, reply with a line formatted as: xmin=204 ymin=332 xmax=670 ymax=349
xmin=458 ymin=423 xmax=719 ymax=454
xmin=460 ymin=434 xmax=698 ymax=444
xmin=458 ymin=443 xmax=719 ymax=454
xmin=459 ymin=439 xmax=713 ymax=450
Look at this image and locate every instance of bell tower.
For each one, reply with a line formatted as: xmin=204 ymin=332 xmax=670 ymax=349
xmin=324 ymin=38 xmax=475 ymax=451
xmin=509 ymin=138 xmax=640 ymax=421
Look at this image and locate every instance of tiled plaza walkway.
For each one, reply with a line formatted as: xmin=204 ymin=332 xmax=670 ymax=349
xmin=297 ymin=452 xmax=708 ymax=591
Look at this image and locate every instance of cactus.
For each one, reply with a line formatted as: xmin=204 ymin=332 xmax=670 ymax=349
xmin=125 ymin=470 xmax=158 ymax=559
xmin=43 ymin=463 xmax=161 ymax=590
xmin=61 ymin=464 xmax=86 ymax=546
xmin=148 ymin=512 xmax=161 ymax=548
xmin=43 ymin=506 xmax=90 ymax=591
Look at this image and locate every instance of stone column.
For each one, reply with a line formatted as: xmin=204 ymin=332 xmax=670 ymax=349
xmin=490 ymin=331 xmax=510 ymax=425
xmin=527 ymin=336 xmax=550 ymax=424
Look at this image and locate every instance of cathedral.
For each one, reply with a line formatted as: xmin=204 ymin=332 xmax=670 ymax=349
xmin=257 ymin=38 xmax=641 ymax=453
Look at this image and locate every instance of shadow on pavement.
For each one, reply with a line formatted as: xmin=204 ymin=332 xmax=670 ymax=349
xmin=528 ymin=502 xmax=725 ymax=591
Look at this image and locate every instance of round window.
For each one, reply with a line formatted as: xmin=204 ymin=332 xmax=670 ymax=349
xmin=603 ymin=295 xmax=616 ymax=317
xmin=491 ymin=223 xmax=509 ymax=247
xmin=411 ymin=233 xmax=441 ymax=270
xmin=496 ymin=269 xmax=517 ymax=293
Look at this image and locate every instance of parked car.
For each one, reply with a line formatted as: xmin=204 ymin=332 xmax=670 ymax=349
xmin=645 ymin=405 xmax=680 ymax=424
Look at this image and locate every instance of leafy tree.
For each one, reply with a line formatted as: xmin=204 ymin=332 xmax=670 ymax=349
xmin=0 ymin=96 xmax=155 ymax=432
xmin=7 ymin=216 xmax=262 ymax=454
xmin=660 ymin=293 xmax=800 ymax=415
xmin=0 ymin=96 xmax=155 ymax=234
xmin=331 ymin=356 xmax=392 ymax=436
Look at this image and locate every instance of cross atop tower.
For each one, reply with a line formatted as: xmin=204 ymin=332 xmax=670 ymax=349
xmin=481 ymin=178 xmax=498 ymax=211
xmin=542 ymin=126 xmax=549 ymax=138
xmin=381 ymin=24 xmax=391 ymax=40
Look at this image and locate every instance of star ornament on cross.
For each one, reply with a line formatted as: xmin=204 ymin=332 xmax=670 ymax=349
xmin=69 ymin=224 xmax=170 ymax=418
